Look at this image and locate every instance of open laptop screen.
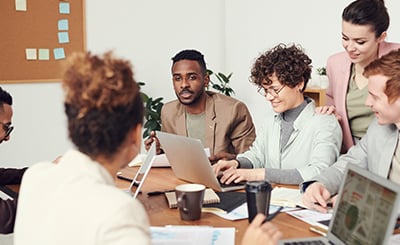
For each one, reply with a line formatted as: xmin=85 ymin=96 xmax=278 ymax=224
xmin=331 ymin=166 xmax=398 ymax=244
xmin=128 ymin=142 xmax=156 ymax=198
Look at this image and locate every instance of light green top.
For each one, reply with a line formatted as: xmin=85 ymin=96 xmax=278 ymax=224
xmin=237 ymin=99 xmax=342 ymax=182
xmin=185 ymin=111 xmax=206 ymax=146
xmin=346 ymin=65 xmax=374 ymax=138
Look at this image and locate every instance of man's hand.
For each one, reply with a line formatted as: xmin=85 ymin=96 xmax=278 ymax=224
xmin=144 ymin=131 xmax=163 ymax=154
xmin=242 ymin=213 xmax=282 ymax=245
xmin=302 ymin=182 xmax=334 ymax=213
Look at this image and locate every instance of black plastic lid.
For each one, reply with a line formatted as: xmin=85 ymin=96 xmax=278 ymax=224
xmin=245 ymin=181 xmax=272 ymax=191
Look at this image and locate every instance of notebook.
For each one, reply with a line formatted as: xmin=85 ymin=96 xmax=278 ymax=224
xmin=203 ymin=191 xmax=247 ymax=213
xmin=165 ymin=188 xmax=220 ymax=208
xmin=279 ymin=164 xmax=400 ymax=245
xmin=156 ymin=131 xmax=245 ymax=192
xmin=127 ymin=142 xmax=157 ymax=198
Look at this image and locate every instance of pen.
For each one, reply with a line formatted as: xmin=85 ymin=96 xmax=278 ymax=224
xmin=313 ymin=202 xmax=333 ymax=208
xmin=116 ymin=174 xmax=133 ymax=182
xmin=147 ymin=189 xmax=175 ymax=196
xmin=263 ymin=206 xmax=284 ymax=223
xmin=313 ymin=194 xmax=335 ymax=208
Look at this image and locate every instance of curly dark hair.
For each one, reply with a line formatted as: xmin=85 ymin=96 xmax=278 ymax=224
xmin=0 ymin=86 xmax=12 ymax=113
xmin=250 ymin=44 xmax=312 ymax=92
xmin=62 ymin=51 xmax=143 ymax=159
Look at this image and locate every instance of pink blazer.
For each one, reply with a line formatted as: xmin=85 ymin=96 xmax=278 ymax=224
xmin=326 ymin=41 xmax=400 ymax=153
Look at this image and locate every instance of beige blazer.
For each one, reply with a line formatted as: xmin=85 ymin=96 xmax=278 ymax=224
xmin=161 ymin=91 xmax=256 ymax=156
xmin=14 ymin=150 xmax=150 ymax=245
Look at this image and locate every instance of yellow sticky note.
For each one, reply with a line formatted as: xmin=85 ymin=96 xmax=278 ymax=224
xmin=15 ymin=0 xmax=27 ymax=11
xmin=26 ymin=48 xmax=37 ymax=60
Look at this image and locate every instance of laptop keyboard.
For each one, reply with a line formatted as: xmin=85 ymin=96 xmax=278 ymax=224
xmin=283 ymin=241 xmax=326 ymax=245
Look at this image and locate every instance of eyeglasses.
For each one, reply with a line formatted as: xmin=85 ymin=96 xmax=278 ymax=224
xmin=257 ymin=85 xmax=285 ymax=98
xmin=0 ymin=122 xmax=14 ymax=138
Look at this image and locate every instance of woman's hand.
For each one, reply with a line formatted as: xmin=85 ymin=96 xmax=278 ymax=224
xmin=315 ymin=105 xmax=342 ymax=120
xmin=219 ymin=168 xmax=265 ymax=184
xmin=242 ymin=214 xmax=282 ymax=245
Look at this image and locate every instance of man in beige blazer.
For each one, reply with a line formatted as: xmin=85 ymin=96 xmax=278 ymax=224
xmin=145 ymin=49 xmax=255 ymax=162
xmin=302 ymin=49 xmax=400 ymax=213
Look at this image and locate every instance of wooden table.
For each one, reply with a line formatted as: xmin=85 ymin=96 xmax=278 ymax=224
xmin=115 ymin=167 xmax=319 ymax=244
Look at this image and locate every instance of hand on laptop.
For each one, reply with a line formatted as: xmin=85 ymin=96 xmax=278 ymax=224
xmin=144 ymin=131 xmax=163 ymax=154
xmin=208 ymin=152 xmax=236 ymax=164
xmin=212 ymin=160 xmax=239 ymax=176
xmin=302 ymin=182 xmax=337 ymax=213
xmin=242 ymin=213 xmax=282 ymax=245
xmin=219 ymin=168 xmax=265 ymax=184
xmin=212 ymin=160 xmax=265 ymax=184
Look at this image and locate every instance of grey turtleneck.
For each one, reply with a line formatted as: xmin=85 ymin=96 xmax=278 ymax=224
xmin=280 ymin=99 xmax=307 ymax=151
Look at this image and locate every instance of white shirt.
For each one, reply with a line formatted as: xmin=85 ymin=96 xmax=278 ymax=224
xmin=14 ymin=149 xmax=150 ymax=245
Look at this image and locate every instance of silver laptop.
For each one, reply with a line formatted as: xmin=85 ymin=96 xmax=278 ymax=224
xmin=279 ymin=164 xmax=400 ymax=245
xmin=127 ymin=142 xmax=156 ymax=198
xmin=156 ymin=131 xmax=245 ymax=192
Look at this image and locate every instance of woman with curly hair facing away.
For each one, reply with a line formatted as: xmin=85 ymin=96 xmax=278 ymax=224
xmin=213 ymin=44 xmax=342 ymax=185
xmin=14 ymin=51 xmax=150 ymax=245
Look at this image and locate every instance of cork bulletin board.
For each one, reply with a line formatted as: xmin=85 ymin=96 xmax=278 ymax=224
xmin=0 ymin=0 xmax=85 ymax=83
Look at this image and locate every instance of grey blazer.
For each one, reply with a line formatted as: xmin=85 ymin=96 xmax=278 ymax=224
xmin=311 ymin=118 xmax=398 ymax=195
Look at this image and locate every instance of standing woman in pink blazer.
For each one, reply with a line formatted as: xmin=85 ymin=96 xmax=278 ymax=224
xmin=317 ymin=0 xmax=400 ymax=153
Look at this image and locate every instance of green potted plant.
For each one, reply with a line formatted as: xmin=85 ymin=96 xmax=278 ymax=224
xmin=138 ymin=82 xmax=164 ymax=138
xmin=207 ymin=69 xmax=235 ymax=97
xmin=316 ymin=67 xmax=326 ymax=76
xmin=315 ymin=66 xmax=328 ymax=88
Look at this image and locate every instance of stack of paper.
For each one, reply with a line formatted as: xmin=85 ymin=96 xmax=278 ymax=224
xmin=271 ymin=187 xmax=305 ymax=208
xmin=165 ymin=188 xmax=220 ymax=208
xmin=286 ymin=209 xmax=332 ymax=226
xmin=151 ymin=226 xmax=235 ymax=245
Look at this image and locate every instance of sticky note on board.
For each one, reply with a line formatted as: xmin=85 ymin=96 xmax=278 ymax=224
xmin=38 ymin=49 xmax=50 ymax=60
xmin=58 ymin=19 xmax=69 ymax=31
xmin=58 ymin=32 xmax=69 ymax=43
xmin=59 ymin=2 xmax=70 ymax=14
xmin=25 ymin=48 xmax=37 ymax=60
xmin=15 ymin=0 xmax=27 ymax=11
xmin=53 ymin=48 xmax=65 ymax=60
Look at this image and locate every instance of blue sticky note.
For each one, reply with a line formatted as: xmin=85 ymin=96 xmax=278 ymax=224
xmin=59 ymin=2 xmax=70 ymax=14
xmin=53 ymin=48 xmax=66 ymax=60
xmin=58 ymin=19 xmax=69 ymax=31
xmin=58 ymin=32 xmax=69 ymax=44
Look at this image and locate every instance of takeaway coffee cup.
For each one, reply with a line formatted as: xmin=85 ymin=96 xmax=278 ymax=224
xmin=245 ymin=181 xmax=272 ymax=223
xmin=175 ymin=183 xmax=205 ymax=221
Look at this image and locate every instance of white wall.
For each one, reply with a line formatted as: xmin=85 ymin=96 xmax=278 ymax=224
xmin=1 ymin=0 xmax=400 ymax=167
